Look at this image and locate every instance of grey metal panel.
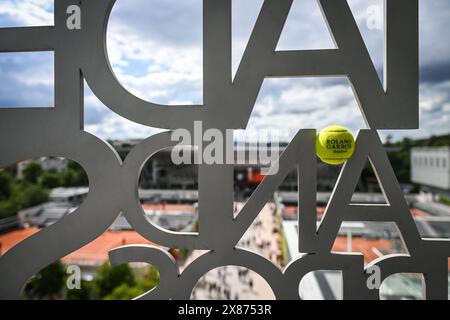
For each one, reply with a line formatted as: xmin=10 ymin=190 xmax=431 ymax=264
xmin=0 ymin=0 xmax=445 ymax=301
xmin=0 ymin=27 xmax=54 ymax=52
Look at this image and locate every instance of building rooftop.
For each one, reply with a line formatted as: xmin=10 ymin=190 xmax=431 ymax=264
xmin=139 ymin=189 xmax=198 ymax=202
xmin=412 ymin=146 xmax=450 ymax=152
xmin=0 ymin=228 xmax=159 ymax=266
xmin=277 ymin=191 xmax=420 ymax=205
xmin=414 ymin=201 xmax=450 ymax=217
xmin=18 ymin=202 xmax=77 ymax=228
xmin=49 ymin=187 xmax=89 ymax=200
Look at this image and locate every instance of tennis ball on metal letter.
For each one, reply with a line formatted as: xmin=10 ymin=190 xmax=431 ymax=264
xmin=316 ymin=125 xmax=355 ymax=165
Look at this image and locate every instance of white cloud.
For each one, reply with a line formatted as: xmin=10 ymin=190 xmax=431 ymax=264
xmin=106 ymin=1 xmax=203 ymax=104
xmin=1 ymin=0 xmax=450 ymax=143
xmin=0 ymin=0 xmax=53 ymax=26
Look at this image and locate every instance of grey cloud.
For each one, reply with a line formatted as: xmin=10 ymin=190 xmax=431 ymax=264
xmin=0 ymin=52 xmax=54 ymax=108
xmin=420 ymin=62 xmax=450 ymax=84
xmin=1 ymin=0 xmax=450 ymax=143
xmin=109 ymin=0 xmax=202 ymax=47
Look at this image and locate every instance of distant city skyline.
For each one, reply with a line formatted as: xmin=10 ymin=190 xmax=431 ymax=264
xmin=0 ymin=0 xmax=449 ymax=142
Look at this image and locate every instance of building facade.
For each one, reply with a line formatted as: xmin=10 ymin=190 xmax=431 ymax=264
xmin=411 ymin=147 xmax=450 ymax=192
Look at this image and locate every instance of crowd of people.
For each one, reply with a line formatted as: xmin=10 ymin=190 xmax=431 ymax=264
xmin=189 ymin=203 xmax=282 ymax=300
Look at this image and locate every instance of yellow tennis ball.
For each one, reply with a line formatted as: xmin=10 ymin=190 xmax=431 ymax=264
xmin=316 ymin=125 xmax=355 ymax=165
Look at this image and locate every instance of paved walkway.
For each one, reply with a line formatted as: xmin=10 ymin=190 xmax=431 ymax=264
xmin=184 ymin=202 xmax=282 ymax=300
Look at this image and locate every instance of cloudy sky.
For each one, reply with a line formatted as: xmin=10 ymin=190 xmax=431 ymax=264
xmin=0 ymin=0 xmax=449 ymax=142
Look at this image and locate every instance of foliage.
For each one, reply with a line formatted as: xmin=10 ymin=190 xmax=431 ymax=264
xmin=40 ymin=172 xmax=62 ymax=189
xmin=20 ymin=261 xmax=159 ymax=300
xmin=22 ymin=162 xmax=43 ymax=184
xmin=359 ymin=134 xmax=450 ymax=186
xmin=104 ymin=284 xmax=143 ymax=300
xmin=0 ymin=159 xmax=88 ymax=219
xmin=144 ymin=265 xmax=160 ymax=290
xmin=1 ymin=163 xmax=51 ymax=219
xmin=0 ymin=200 xmax=19 ymax=219
xmin=0 ymin=170 xmax=13 ymax=201
xmin=0 ymin=180 xmax=49 ymax=219
xmin=24 ymin=261 xmax=66 ymax=300
xmin=386 ymin=145 xmax=411 ymax=183
xmin=438 ymin=196 xmax=450 ymax=206
xmin=103 ymin=266 xmax=160 ymax=300
xmin=16 ymin=183 xmax=49 ymax=208
xmin=61 ymin=169 xmax=79 ymax=187
xmin=59 ymin=161 xmax=88 ymax=187
xmin=67 ymin=161 xmax=89 ymax=186
xmin=92 ymin=262 xmax=136 ymax=299
xmin=388 ymin=134 xmax=450 ymax=183
xmin=65 ymin=280 xmax=93 ymax=300
xmin=177 ymin=248 xmax=191 ymax=261
xmin=275 ymin=207 xmax=288 ymax=267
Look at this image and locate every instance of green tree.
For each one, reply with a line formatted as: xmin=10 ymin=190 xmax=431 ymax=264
xmin=438 ymin=196 xmax=450 ymax=206
xmin=16 ymin=183 xmax=49 ymax=208
xmin=24 ymin=261 xmax=66 ymax=300
xmin=92 ymin=262 xmax=136 ymax=299
xmin=62 ymin=169 xmax=78 ymax=187
xmin=141 ymin=265 xmax=160 ymax=291
xmin=104 ymin=284 xmax=143 ymax=300
xmin=65 ymin=280 xmax=93 ymax=300
xmin=40 ymin=172 xmax=62 ymax=189
xmin=103 ymin=266 xmax=160 ymax=300
xmin=0 ymin=181 xmax=49 ymax=219
xmin=0 ymin=170 xmax=13 ymax=201
xmin=22 ymin=162 xmax=43 ymax=184
xmin=0 ymin=200 xmax=19 ymax=219
xmin=0 ymin=170 xmax=16 ymax=219
xmin=67 ymin=161 xmax=89 ymax=186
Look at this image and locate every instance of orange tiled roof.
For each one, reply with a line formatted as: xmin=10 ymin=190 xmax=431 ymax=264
xmin=332 ymin=237 xmax=392 ymax=263
xmin=410 ymin=208 xmax=429 ymax=217
xmin=0 ymin=228 xmax=158 ymax=265
xmin=0 ymin=228 xmax=40 ymax=254
xmin=63 ymin=231 xmax=158 ymax=265
xmin=284 ymin=206 xmax=429 ymax=218
xmin=283 ymin=206 xmax=326 ymax=216
xmin=334 ymin=237 xmax=450 ymax=271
